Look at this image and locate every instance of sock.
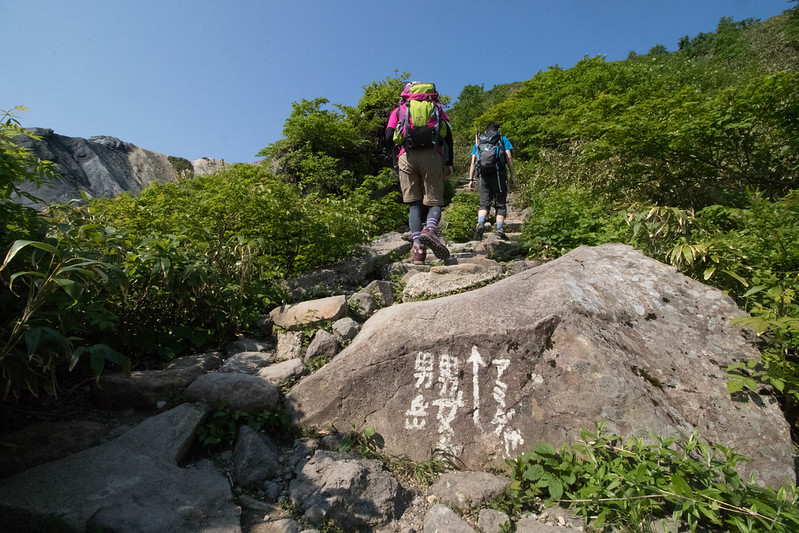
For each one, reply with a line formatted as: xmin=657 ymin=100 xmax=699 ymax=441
xmin=496 ymin=221 xmax=504 ymax=229
xmin=426 ymin=206 xmax=441 ymax=230
xmin=478 ymin=215 xmax=486 ymax=225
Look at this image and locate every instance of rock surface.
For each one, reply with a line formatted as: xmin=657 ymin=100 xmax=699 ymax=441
xmin=289 ymin=450 xmax=411 ymax=531
xmin=12 ymin=129 xmax=231 ymax=208
xmin=0 ymin=403 xmax=238 ymax=532
xmin=0 ymin=231 xmax=795 ymax=532
xmin=286 ymin=243 xmax=793 ymax=488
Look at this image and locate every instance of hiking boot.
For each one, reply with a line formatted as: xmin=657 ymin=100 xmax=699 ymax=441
xmin=495 ymin=227 xmax=508 ymax=240
xmin=411 ymin=244 xmax=427 ymax=265
xmin=418 ymin=226 xmax=450 ymax=260
xmin=473 ymin=223 xmax=485 ymax=241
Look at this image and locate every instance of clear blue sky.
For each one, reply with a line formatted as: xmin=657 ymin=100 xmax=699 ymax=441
xmin=2 ymin=0 xmax=793 ymax=164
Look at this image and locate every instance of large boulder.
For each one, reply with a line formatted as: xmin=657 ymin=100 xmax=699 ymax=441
xmin=286 ymin=243 xmax=794 ymax=488
xmin=0 ymin=404 xmax=238 ymax=532
xmin=288 ymin=450 xmax=411 ymax=531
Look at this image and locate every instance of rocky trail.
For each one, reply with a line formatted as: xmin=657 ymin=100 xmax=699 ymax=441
xmin=0 ymin=191 xmax=794 ymax=533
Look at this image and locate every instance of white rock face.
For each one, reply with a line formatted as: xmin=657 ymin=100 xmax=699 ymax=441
xmin=192 ymin=157 xmax=228 ymax=175
xmin=12 ymin=129 xmax=229 ymax=207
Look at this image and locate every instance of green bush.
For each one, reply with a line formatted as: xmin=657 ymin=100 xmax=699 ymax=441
xmin=502 ymin=422 xmax=799 ymax=532
xmin=442 ymin=191 xmax=479 ymax=242
xmin=520 ymin=185 xmax=626 ymax=258
xmin=167 ymin=155 xmax=194 ymax=178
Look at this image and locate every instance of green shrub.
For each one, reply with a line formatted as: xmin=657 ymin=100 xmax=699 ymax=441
xmin=502 ymin=422 xmax=799 ymax=532
xmin=520 ymin=185 xmax=626 ymax=258
xmin=442 ymin=191 xmax=479 ymax=242
xmin=197 ymin=402 xmax=297 ymax=452
xmin=167 ymin=155 xmax=193 ymax=178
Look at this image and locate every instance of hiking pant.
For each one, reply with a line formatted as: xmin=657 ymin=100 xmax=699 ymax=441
xmin=478 ymin=172 xmax=508 ymax=217
xmin=398 ymin=149 xmax=445 ymax=206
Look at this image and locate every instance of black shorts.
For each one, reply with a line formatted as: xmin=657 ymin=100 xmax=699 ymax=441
xmin=478 ymin=172 xmax=508 ymax=217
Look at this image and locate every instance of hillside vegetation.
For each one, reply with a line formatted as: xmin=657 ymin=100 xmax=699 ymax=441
xmin=2 ymin=7 xmax=799 ymax=527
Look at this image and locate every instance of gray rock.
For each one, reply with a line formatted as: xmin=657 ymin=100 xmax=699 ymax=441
xmin=429 ymin=471 xmax=511 ymax=510
xmin=219 ymin=351 xmax=276 ymax=374
xmin=250 ymin=518 xmax=302 ymax=533
xmin=383 ymin=261 xmax=429 ymax=282
xmin=0 ymin=404 xmax=239 ymax=532
xmin=258 ymin=358 xmax=307 ymax=386
xmin=349 ymin=290 xmax=379 ymax=319
xmin=193 ymin=157 xmax=228 ymax=175
xmin=0 ymin=420 xmax=110 ymax=478
xmin=281 ymin=232 xmax=411 ymax=300
xmin=93 ymin=351 xmax=223 ymax=408
xmin=363 ymin=279 xmax=395 ymax=308
xmin=305 ymin=329 xmax=339 ymax=361
xmin=257 ymin=314 xmax=276 ymax=337
xmin=349 ymin=279 xmax=395 ymax=319
xmin=185 ymin=372 xmax=280 ymax=414
xmin=289 ymin=438 xmax=320 ymax=473
xmin=270 ymin=295 xmax=348 ymax=331
xmin=332 ymin=317 xmax=360 ymax=343
xmin=233 ymin=425 xmax=280 ymax=486
xmin=478 ymin=508 xmax=511 ymax=533
xmin=289 ymin=450 xmax=411 ymax=531
xmin=515 ymin=515 xmax=561 ymax=532
xmin=286 ymin=243 xmax=794 ymax=488
xmin=276 ymin=330 xmax=305 ymax=362
xmin=403 ymin=258 xmax=504 ymax=301
xmin=422 ymin=504 xmax=476 ymax=532
xmin=227 ymin=337 xmax=273 ymax=354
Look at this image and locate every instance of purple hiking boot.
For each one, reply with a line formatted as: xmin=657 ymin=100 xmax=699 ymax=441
xmin=411 ymin=243 xmax=427 ymax=265
xmin=418 ymin=226 xmax=450 ymax=260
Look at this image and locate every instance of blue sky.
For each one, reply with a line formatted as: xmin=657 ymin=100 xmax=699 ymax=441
xmin=2 ymin=0 xmax=792 ymax=164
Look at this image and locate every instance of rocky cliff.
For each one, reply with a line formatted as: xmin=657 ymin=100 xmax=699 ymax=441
xmin=13 ymin=128 xmax=228 ymax=207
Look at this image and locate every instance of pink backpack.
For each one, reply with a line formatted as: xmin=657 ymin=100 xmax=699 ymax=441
xmin=392 ymin=82 xmax=448 ymax=149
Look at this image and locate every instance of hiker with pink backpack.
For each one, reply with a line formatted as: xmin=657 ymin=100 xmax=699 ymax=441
xmin=385 ymin=82 xmax=454 ymax=264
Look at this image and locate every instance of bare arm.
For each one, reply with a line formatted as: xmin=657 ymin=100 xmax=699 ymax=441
xmin=469 ymin=154 xmax=477 ymax=191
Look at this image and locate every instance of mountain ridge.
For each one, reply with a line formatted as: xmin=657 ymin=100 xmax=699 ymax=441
xmin=13 ymin=128 xmax=229 ymax=208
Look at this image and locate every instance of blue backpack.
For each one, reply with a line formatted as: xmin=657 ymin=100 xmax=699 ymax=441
xmin=476 ymin=130 xmax=506 ymax=178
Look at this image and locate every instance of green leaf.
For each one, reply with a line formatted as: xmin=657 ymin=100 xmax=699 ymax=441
xmin=671 ymin=473 xmax=692 ymax=498
xmin=54 ymin=278 xmax=81 ymax=300
xmin=524 ymin=464 xmax=545 ymax=481
xmin=727 ymin=379 xmax=745 ymax=394
xmin=532 ymin=442 xmax=556 ymax=456
xmin=24 ymin=328 xmax=42 ymax=356
xmin=548 ymin=477 xmax=564 ymax=500
xmin=1 ymin=239 xmax=59 ymax=271
xmin=593 ymin=509 xmax=607 ymax=530
xmin=90 ymin=347 xmax=106 ymax=376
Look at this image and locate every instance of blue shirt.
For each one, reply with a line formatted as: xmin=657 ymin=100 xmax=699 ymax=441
xmin=471 ymin=135 xmax=513 ymax=156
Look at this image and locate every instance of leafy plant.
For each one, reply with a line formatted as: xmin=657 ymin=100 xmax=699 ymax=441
xmin=520 ymin=184 xmax=626 ymax=258
xmin=442 ymin=191 xmax=480 ymax=243
xmin=0 ymin=235 xmax=129 ymax=398
xmin=503 ymin=422 xmax=799 ymax=532
xmin=1 ymin=106 xmax=56 ymax=205
xmin=338 ymin=424 xmax=382 ymax=458
xmin=197 ymin=402 xmax=297 ymax=451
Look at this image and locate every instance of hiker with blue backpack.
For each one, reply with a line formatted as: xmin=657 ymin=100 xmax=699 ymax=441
xmin=469 ymin=121 xmax=516 ymax=241
xmin=385 ymin=82 xmax=454 ymax=264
